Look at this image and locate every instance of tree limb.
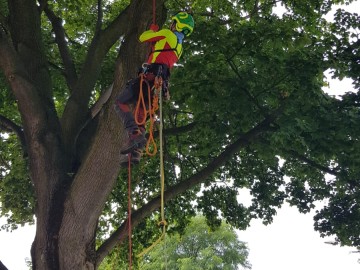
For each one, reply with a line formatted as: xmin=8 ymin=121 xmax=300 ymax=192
xmin=288 ymin=150 xmax=339 ymax=176
xmin=96 ymin=110 xmax=280 ymax=262
xmin=43 ymin=4 xmax=78 ymax=91
xmin=8 ymin=0 xmax=53 ymax=100
xmin=96 ymin=0 xmax=103 ymax=33
xmin=0 ymin=154 xmax=11 ymax=171
xmin=0 ymin=114 xmax=27 ymax=155
xmin=60 ymin=2 xmax=133 ymax=154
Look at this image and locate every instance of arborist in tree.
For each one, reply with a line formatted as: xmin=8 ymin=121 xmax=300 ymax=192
xmin=115 ymin=11 xmax=194 ymax=165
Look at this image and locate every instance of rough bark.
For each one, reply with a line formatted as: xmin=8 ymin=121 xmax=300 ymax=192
xmin=0 ymin=0 xmax=163 ymax=269
xmin=1 ymin=1 xmax=69 ymax=269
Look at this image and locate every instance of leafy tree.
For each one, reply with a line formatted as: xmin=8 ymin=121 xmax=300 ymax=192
xmin=135 ymin=215 xmax=251 ymax=270
xmin=0 ymin=0 xmax=359 ymax=269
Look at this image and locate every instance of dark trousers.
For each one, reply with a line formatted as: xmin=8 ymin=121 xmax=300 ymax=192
xmin=115 ymin=64 xmax=169 ymax=134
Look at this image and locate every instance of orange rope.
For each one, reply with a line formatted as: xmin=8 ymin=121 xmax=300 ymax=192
xmin=134 ymin=74 xmax=148 ymax=126
xmin=135 ymin=73 xmax=163 ymax=156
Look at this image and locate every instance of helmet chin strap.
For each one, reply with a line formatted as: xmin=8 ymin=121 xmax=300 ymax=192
xmin=170 ymin=21 xmax=176 ymax=30
xmin=174 ymin=31 xmax=185 ymax=43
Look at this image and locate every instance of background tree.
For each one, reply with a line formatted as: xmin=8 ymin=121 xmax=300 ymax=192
xmin=0 ymin=0 xmax=359 ymax=269
xmin=136 ymin=215 xmax=251 ymax=270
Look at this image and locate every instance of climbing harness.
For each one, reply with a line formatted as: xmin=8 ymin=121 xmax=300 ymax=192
xmin=134 ymin=65 xmax=165 ymax=156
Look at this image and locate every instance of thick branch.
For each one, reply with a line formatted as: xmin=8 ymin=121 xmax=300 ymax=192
xmin=96 ymin=111 xmax=280 ymax=262
xmin=96 ymin=0 xmax=103 ymax=33
xmin=60 ymin=2 xmax=133 ymax=154
xmin=0 ymin=25 xmax=43 ymax=131
xmin=44 ymin=4 xmax=78 ymax=91
xmin=0 ymin=114 xmax=27 ymax=155
xmin=73 ymin=84 xmax=114 ymax=145
xmin=8 ymin=0 xmax=52 ymax=100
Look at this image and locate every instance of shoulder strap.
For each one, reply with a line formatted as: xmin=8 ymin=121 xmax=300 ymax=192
xmin=151 ymin=40 xmax=183 ymax=58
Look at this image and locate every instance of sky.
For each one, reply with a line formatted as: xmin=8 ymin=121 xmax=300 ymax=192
xmin=238 ymin=203 xmax=359 ymax=270
xmin=1 ymin=2 xmax=360 ymax=270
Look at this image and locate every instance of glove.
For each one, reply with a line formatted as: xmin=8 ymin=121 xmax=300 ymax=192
xmin=149 ymin=24 xmax=159 ymax=32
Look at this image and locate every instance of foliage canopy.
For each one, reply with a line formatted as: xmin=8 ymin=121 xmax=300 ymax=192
xmin=0 ymin=0 xmax=359 ymax=268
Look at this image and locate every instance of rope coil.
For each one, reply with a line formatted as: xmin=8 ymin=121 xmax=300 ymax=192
xmin=134 ymin=73 xmax=162 ymax=156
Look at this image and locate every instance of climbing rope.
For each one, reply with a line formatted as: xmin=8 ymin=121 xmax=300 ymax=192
xmin=158 ymin=76 xmax=167 ymax=248
xmin=126 ymin=0 xmax=168 ymax=265
xmin=136 ymin=78 xmax=167 ymax=258
xmin=127 ymin=154 xmax=133 ymax=270
xmin=128 ymin=75 xmax=167 ymax=259
xmin=152 ymin=0 xmax=156 ymax=25
xmin=134 ymin=73 xmax=160 ymax=156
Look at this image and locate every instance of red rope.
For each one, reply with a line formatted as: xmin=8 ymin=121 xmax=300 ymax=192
xmin=128 ymin=154 xmax=132 ymax=270
xmin=153 ymin=0 xmax=156 ymax=24
xmin=127 ymin=1 xmax=156 ymax=268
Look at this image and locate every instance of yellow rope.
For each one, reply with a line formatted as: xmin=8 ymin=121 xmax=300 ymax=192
xmin=137 ymin=77 xmax=167 ymax=258
xmin=159 ymin=77 xmax=166 ymax=230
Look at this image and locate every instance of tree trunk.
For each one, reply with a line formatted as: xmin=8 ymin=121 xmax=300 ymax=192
xmin=1 ymin=0 xmax=167 ymax=269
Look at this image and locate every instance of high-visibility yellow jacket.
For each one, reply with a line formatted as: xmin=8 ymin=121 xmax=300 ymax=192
xmin=139 ymin=28 xmax=183 ymax=68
